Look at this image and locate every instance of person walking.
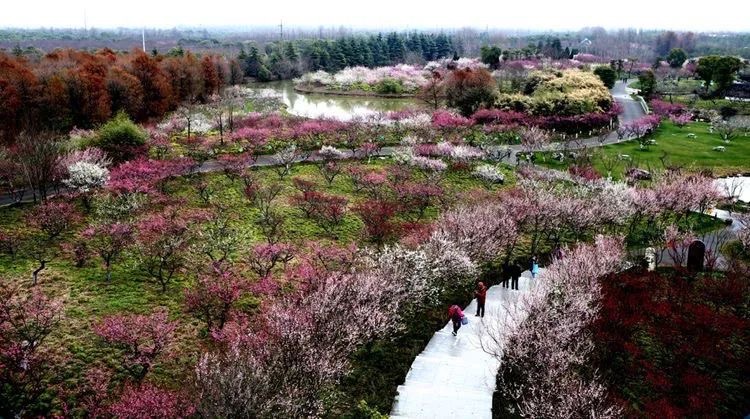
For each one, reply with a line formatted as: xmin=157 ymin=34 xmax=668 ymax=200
xmin=474 ymin=282 xmax=487 ymax=317
xmin=448 ymin=304 xmax=464 ymax=336
xmin=531 ymin=255 xmax=540 ymax=280
xmin=510 ymin=261 xmax=522 ymax=290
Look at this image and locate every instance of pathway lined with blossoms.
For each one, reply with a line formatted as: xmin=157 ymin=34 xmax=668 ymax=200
xmin=390 ymin=271 xmax=536 ymax=419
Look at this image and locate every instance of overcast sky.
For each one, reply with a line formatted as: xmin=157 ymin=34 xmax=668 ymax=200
xmin=2 ymin=0 xmax=749 ymax=31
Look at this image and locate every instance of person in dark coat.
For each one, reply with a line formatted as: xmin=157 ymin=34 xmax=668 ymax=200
xmin=510 ymin=262 xmax=522 ymax=290
xmin=474 ymin=282 xmax=487 ymax=317
xmin=448 ymin=304 xmax=464 ymax=336
xmin=501 ymin=262 xmax=511 ymax=288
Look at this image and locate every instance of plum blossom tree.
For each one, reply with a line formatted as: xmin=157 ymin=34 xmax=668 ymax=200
xmin=437 ymin=200 xmax=518 ymax=262
xmin=353 ymin=199 xmax=400 ymax=244
xmin=664 ymin=224 xmax=695 ymax=268
xmin=195 ymin=267 xmax=407 ymax=418
xmin=247 ymin=243 xmax=295 ymax=277
xmin=184 ymin=263 xmax=248 ymax=331
xmin=23 ymin=201 xmax=79 ymax=285
xmin=135 ymin=208 xmax=199 ymax=292
xmin=519 ymin=127 xmax=550 ymax=162
xmin=82 ymin=222 xmax=134 ymax=282
xmin=93 ymin=308 xmax=176 ymax=381
xmin=272 ymin=144 xmax=303 ymax=179
xmin=0 ymin=283 xmax=63 ymax=415
xmin=192 ymin=207 xmax=240 ymax=264
xmin=486 ymin=236 xmax=625 ymax=419
xmin=315 ymin=145 xmax=346 ymax=185
xmin=63 ymin=161 xmax=110 ymax=209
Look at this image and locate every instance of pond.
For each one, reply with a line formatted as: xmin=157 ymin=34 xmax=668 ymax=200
xmin=248 ymin=80 xmax=422 ymax=120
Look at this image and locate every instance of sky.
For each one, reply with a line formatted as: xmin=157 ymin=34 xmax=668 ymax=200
xmin=2 ymin=0 xmax=749 ymax=31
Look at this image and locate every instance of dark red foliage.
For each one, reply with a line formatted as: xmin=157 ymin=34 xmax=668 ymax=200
xmin=353 ymin=199 xmax=400 ymax=244
xmin=184 ymin=263 xmax=248 ymax=331
xmin=292 ymin=190 xmax=348 ymax=233
xmin=593 ymin=269 xmax=750 ymax=417
xmin=0 ymin=49 xmax=239 ymax=138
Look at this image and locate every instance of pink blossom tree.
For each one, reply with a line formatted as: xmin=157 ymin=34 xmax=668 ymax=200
xmin=109 ymin=382 xmax=195 ymax=419
xmin=664 ymin=224 xmax=695 ymax=268
xmin=247 ymin=243 xmax=295 ymax=278
xmin=23 ymin=201 xmax=80 ymax=285
xmin=0 ymin=283 xmax=63 ymax=415
xmin=81 ymin=222 xmax=134 ymax=282
xmin=135 ymin=208 xmax=198 ymax=292
xmin=194 ymin=267 xmax=406 ymax=418
xmin=93 ymin=308 xmax=176 ymax=381
xmin=184 ymin=263 xmax=248 ymax=331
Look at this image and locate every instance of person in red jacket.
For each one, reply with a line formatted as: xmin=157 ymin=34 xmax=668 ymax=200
xmin=474 ymin=282 xmax=487 ymax=318
xmin=448 ymin=304 xmax=464 ymax=336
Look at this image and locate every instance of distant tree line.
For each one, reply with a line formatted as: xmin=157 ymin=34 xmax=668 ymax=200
xmin=238 ymin=32 xmax=456 ymax=81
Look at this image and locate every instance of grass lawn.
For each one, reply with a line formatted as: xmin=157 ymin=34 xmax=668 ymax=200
xmin=672 ymin=95 xmax=750 ymax=115
xmin=541 ymin=121 xmax=750 ymax=178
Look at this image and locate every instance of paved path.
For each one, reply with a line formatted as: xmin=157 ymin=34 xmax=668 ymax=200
xmin=391 ymin=272 xmax=536 ymax=419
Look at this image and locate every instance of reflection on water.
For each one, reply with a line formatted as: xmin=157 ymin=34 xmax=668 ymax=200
xmin=250 ymin=80 xmax=421 ymax=120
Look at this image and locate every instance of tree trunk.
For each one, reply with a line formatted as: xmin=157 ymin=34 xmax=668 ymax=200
xmin=32 ymin=260 xmax=46 ymax=285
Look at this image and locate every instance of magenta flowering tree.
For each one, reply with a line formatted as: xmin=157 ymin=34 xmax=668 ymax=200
xmin=669 ymin=113 xmax=692 ymax=128
xmin=247 ymin=243 xmax=295 ymax=277
xmin=93 ymin=307 xmax=176 ymax=381
xmin=82 ymin=222 xmax=134 ymax=282
xmin=357 ymin=141 xmax=382 ymax=163
xmin=293 ymin=190 xmax=348 ymax=235
xmin=650 ymin=99 xmax=687 ymax=118
xmin=184 ymin=263 xmax=248 ymax=331
xmin=108 ymin=382 xmax=196 ymax=419
xmin=217 ymin=152 xmax=256 ymax=183
xmin=107 ymin=158 xmax=193 ymax=195
xmin=395 ymin=182 xmax=444 ymax=220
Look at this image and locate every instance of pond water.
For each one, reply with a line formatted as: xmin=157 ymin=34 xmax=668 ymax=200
xmin=248 ymin=80 xmax=421 ymax=120
xmin=715 ymin=176 xmax=750 ymax=203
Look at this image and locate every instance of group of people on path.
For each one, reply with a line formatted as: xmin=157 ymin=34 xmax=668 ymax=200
xmin=448 ymin=256 xmax=540 ymax=337
xmin=500 ymin=255 xmax=539 ymax=291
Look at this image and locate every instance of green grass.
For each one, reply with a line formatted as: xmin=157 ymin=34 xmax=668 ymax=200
xmin=541 ymin=121 xmax=750 ymax=178
xmin=672 ymin=96 xmax=750 ymax=115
